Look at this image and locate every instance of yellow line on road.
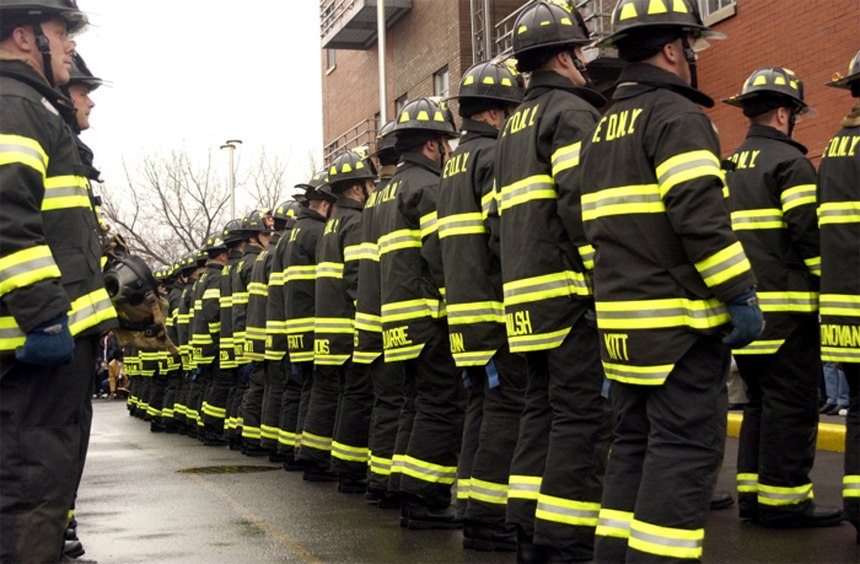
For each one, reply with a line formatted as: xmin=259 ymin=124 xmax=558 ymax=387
xmin=727 ymin=413 xmax=845 ymax=453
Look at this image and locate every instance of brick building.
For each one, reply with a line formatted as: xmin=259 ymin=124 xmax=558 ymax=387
xmin=319 ymin=0 xmax=860 ymax=164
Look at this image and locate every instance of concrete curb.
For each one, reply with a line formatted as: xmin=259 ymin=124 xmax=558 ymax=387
xmin=727 ymin=413 xmax=846 ymax=453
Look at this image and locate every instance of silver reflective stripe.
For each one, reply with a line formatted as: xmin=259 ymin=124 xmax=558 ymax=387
xmin=301 ymin=435 xmax=332 ymax=450
xmin=438 ymin=218 xmax=485 ymax=232
xmin=43 ymin=184 xmax=88 ymax=199
xmin=552 ymin=145 xmax=581 ymax=170
xmin=509 ymin=482 xmax=541 ymax=494
xmin=0 ymin=142 xmax=46 ymax=167
xmin=582 ymin=191 xmax=661 ymax=213
xmin=698 ymin=250 xmax=747 ymax=280
xmin=603 ymin=365 xmax=669 ymax=381
xmin=819 ymin=208 xmax=858 ymax=219
xmin=657 ymin=157 xmax=717 ymax=186
xmin=598 ymin=517 xmax=631 ymax=531
xmin=509 ymin=332 xmax=567 ymax=349
xmin=597 ymin=304 xmax=726 ymax=321
xmin=0 ymin=325 xmax=26 ymax=340
xmin=819 ymin=298 xmax=860 ymax=313
xmin=401 ymin=459 xmax=456 ymax=480
xmin=315 ymin=320 xmax=353 ymax=330
xmin=503 ymin=277 xmax=586 ymax=300
xmin=68 ymin=294 xmax=114 ymax=330
xmin=537 ymin=502 xmax=599 ymax=520
xmin=501 ymin=180 xmax=554 ymax=203
xmin=469 ymin=483 xmax=505 ymax=500
xmin=379 ymin=233 xmax=420 ymax=251
xmin=630 ymin=529 xmax=702 ymax=550
xmin=0 ymin=255 xmax=56 ymax=285
xmin=758 ymin=490 xmax=811 ymax=503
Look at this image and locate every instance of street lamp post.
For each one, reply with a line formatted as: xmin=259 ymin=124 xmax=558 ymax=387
xmin=219 ymin=139 xmax=242 ymax=219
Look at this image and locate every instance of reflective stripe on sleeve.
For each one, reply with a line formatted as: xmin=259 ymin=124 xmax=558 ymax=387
xmin=780 ymin=184 xmax=816 ymax=212
xmin=694 ymin=241 xmax=752 ymax=289
xmin=378 ymin=229 xmax=421 ymax=255
xmin=0 ymin=245 xmax=61 ymax=297
xmin=731 ymin=208 xmax=786 ymax=230
xmin=316 ymin=261 xmax=344 ymax=279
xmin=437 ymin=212 xmax=487 ymax=239
xmin=285 ymin=265 xmax=317 ymax=281
xmin=499 ymin=174 xmax=555 ymax=212
xmin=0 ymin=134 xmax=48 ymax=176
xmin=656 ymin=149 xmax=722 ymax=197
xmin=757 ymin=291 xmax=818 ymax=313
xmin=803 ymin=256 xmax=821 ymax=277
xmin=420 ymin=211 xmax=438 ymax=239
xmin=41 ymin=175 xmax=91 ymax=211
xmin=551 ymin=141 xmax=581 ymax=177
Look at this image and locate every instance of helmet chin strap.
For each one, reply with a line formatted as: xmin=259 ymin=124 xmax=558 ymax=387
xmin=787 ymin=111 xmax=797 ymax=137
xmin=32 ymin=23 xmax=56 ymax=87
xmin=572 ymin=57 xmax=595 ymax=89
xmin=681 ymin=37 xmax=698 ymax=89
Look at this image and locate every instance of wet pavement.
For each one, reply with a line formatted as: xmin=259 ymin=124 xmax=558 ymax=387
xmin=75 ymin=400 xmax=859 ymax=563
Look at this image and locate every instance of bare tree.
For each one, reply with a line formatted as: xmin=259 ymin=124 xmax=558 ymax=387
xmin=247 ymin=148 xmax=290 ymax=211
xmin=100 ymin=148 xmax=229 ymax=267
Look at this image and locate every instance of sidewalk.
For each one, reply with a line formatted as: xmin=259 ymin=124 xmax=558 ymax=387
xmin=727 ymin=411 xmax=848 ymax=452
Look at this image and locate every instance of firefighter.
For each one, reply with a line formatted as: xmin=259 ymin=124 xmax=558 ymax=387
xmin=276 ymin=179 xmax=325 ymax=468
xmin=491 ymin=2 xmax=609 ymax=560
xmin=176 ymin=250 xmax=207 ymax=435
xmin=147 ymin=268 xmax=172 ymax=432
xmin=163 ymin=256 xmax=191 ymax=433
xmin=376 ymin=96 xmax=463 ymax=529
xmin=289 ymin=176 xmax=337 ymax=479
xmin=439 ymin=60 xmax=527 ymax=552
xmin=723 ymin=67 xmax=841 ymax=528
xmin=190 ymin=236 xmax=229 ymax=444
xmin=820 ymin=49 xmax=860 ymax=545
xmin=357 ymin=123 xmax=407 ymax=507
xmin=579 ymin=0 xmax=764 ymax=560
xmin=199 ymin=219 xmax=246 ymax=445
xmin=0 ymin=2 xmax=119 ymax=560
xmin=305 ymin=150 xmax=376 ymax=493
xmin=262 ymin=202 xmax=299 ymax=463
xmin=235 ymin=209 xmax=275 ymax=455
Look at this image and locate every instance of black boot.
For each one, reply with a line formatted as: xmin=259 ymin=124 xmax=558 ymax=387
xmin=516 ymin=526 xmax=550 ymax=564
xmin=760 ymin=504 xmax=843 ymax=528
xmin=338 ymin=476 xmax=367 ymax=494
xmin=302 ymin=463 xmax=338 ymax=482
xmin=462 ymin=520 xmax=516 ymax=552
xmin=403 ymin=498 xmax=462 ymax=530
xmin=709 ymin=490 xmax=735 ymax=511
xmin=63 ymin=539 xmax=85 ymax=559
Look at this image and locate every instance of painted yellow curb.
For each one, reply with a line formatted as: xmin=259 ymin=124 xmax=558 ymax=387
xmin=727 ymin=413 xmax=845 ymax=453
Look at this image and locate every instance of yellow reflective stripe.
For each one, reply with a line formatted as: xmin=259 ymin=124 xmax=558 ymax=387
xmin=655 ymin=149 xmax=721 ymax=197
xmin=508 ymin=327 xmax=571 ymax=353
xmin=232 ymin=292 xmax=250 ymax=304
xmin=201 ymin=402 xmax=226 ymax=417
xmin=331 ymin=441 xmax=370 ymax=462
xmin=536 ymin=494 xmax=600 ymax=527
xmin=203 ymin=288 xmax=220 ymax=300
xmin=208 ymin=322 xmax=220 ymax=333
xmin=315 ymin=354 xmax=350 ymax=365
xmin=369 ymin=455 xmax=393 ymax=476
xmin=731 ymin=208 xmax=786 ymax=230
xmin=344 ymin=243 xmax=375 ymax=262
xmin=737 ymin=472 xmax=758 ymax=493
xmin=0 ymin=245 xmax=62 ymax=297
xmin=732 ymin=339 xmax=785 ymax=355
xmin=314 ymin=317 xmax=354 ymax=333
xmin=354 ymin=312 xmax=382 ymax=332
xmin=218 ymin=295 xmax=233 ymax=307
xmin=397 ymin=454 xmax=457 ymax=485
xmin=0 ymin=315 xmax=27 ymax=351
xmin=266 ymin=320 xmax=288 ymax=334
xmin=290 ymin=351 xmax=314 ymax=362
xmin=781 ymin=184 xmax=816 ymax=212
xmin=446 ymin=301 xmax=505 ymax=324
xmin=469 ymin=477 xmax=509 ymax=505
xmin=818 ymin=201 xmax=860 ymax=225
xmin=260 ymin=424 xmax=279 ymax=440
xmin=300 ymin=430 xmax=333 ymax=451
xmin=352 ymin=350 xmax=382 ymax=364
xmin=420 ymin=211 xmax=438 ymax=239
xmin=378 ymin=228 xmax=421 ymax=255
xmin=437 ymin=212 xmax=487 ymax=239
xmin=68 ymin=288 xmax=116 ymax=335
xmin=316 ymin=261 xmax=344 ymax=279
xmin=803 ymin=256 xmax=821 ymax=277
xmin=602 ymin=361 xmax=674 ymax=386
xmin=285 ymin=265 xmax=317 ymax=281
xmin=247 ymin=283 xmax=267 ymax=297
xmin=820 ymin=294 xmax=860 ymax=317
xmin=0 ymin=133 xmax=48 ymax=176
xmin=503 ymin=270 xmax=590 ymax=305
xmin=844 ymin=475 xmax=860 ymax=498
xmin=757 ymin=291 xmax=818 ymax=313
xmin=278 ymin=429 xmax=299 ymax=446
xmin=578 ymin=244 xmax=595 ymax=270
xmin=384 ymin=343 xmax=425 ymax=362
xmin=381 ymin=298 xmax=445 ymax=322
xmin=581 ymin=184 xmax=664 ymax=221
xmin=481 ymin=190 xmax=495 ymax=220
xmin=757 ymin=482 xmax=813 ymax=506
xmin=508 ymin=475 xmax=542 ymax=500
xmin=551 ymin=141 xmax=581 ymax=177
xmin=268 ymin=272 xmax=284 ymax=287
xmin=499 ymin=174 xmax=555 ymax=212
xmin=457 ymin=478 xmax=471 ymax=500
xmin=41 ymin=175 xmax=91 ymax=211
xmin=694 ymin=241 xmax=752 ymax=288
xmin=596 ymin=508 xmax=633 ymax=539
xmin=596 ymin=298 xmax=729 ymax=330
xmin=452 ymin=349 xmax=496 ymax=366
xmin=629 ymin=519 xmax=703 ymax=560
xmin=242 ymin=426 xmax=261 ymax=439
xmin=286 ymin=317 xmax=315 ymax=333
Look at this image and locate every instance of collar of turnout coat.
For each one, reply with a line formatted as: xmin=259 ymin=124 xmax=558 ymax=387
xmin=745 ymin=123 xmax=808 ymax=154
xmin=613 ymin=62 xmax=715 ymax=108
xmin=525 ymin=69 xmax=606 ymax=109
xmin=843 ymin=103 xmax=860 ymax=127
xmin=397 ymin=151 xmax=442 ymax=176
xmin=460 ymin=118 xmax=499 ymax=142
xmin=0 ymin=51 xmax=77 ymax=122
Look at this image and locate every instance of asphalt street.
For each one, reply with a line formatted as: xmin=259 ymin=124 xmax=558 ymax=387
xmin=74 ymin=400 xmax=859 ymax=563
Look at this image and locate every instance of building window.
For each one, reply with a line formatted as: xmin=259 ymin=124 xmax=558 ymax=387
xmin=433 ymin=66 xmax=450 ymax=98
xmin=395 ymin=94 xmax=408 ymax=116
xmin=326 ymin=49 xmax=336 ymax=73
xmin=698 ymin=0 xmax=736 ymax=26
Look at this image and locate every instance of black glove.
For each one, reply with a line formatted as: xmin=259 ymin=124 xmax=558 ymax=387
xmin=723 ymin=289 xmax=765 ymax=348
xmin=15 ymin=313 xmax=74 ymax=366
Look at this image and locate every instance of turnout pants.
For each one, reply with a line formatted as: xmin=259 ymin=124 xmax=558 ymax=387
xmin=202 ymin=364 xmax=232 ymax=435
xmin=331 ymin=361 xmax=373 ymax=478
xmin=161 ymin=368 xmax=182 ymax=426
xmin=457 ymin=347 xmax=527 ymax=527
xmin=367 ymin=355 xmax=405 ymax=492
xmin=843 ymin=363 xmax=859 ymax=532
xmin=595 ymin=336 xmax=729 ymax=563
xmin=277 ymin=360 xmax=303 ymax=456
xmin=261 ymin=360 xmax=287 ymax=451
xmin=507 ymin=317 xmax=608 ymax=559
xmin=226 ymin=363 xmax=249 ymax=439
xmin=295 ymin=361 xmax=315 ymax=450
xmin=735 ymin=318 xmax=820 ymax=522
xmin=298 ymin=363 xmax=342 ymax=465
xmin=241 ymin=361 xmax=266 ymax=444
xmin=0 ymin=337 xmax=97 ymax=563
xmin=390 ymin=324 xmax=464 ymax=508
xmin=147 ymin=370 xmax=167 ymax=422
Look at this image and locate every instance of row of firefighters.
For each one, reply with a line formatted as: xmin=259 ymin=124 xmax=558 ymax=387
xmin=117 ymin=1 xmax=860 ymax=558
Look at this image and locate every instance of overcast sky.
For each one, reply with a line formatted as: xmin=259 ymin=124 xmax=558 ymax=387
xmin=74 ymin=0 xmax=323 ymax=212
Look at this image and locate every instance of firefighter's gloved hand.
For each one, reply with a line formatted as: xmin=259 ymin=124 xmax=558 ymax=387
xmin=242 ymin=362 xmax=253 ymax=383
xmin=190 ymin=367 xmax=202 ymax=381
xmin=15 ymin=313 xmax=74 ymax=366
xmin=723 ymin=289 xmax=764 ymax=348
